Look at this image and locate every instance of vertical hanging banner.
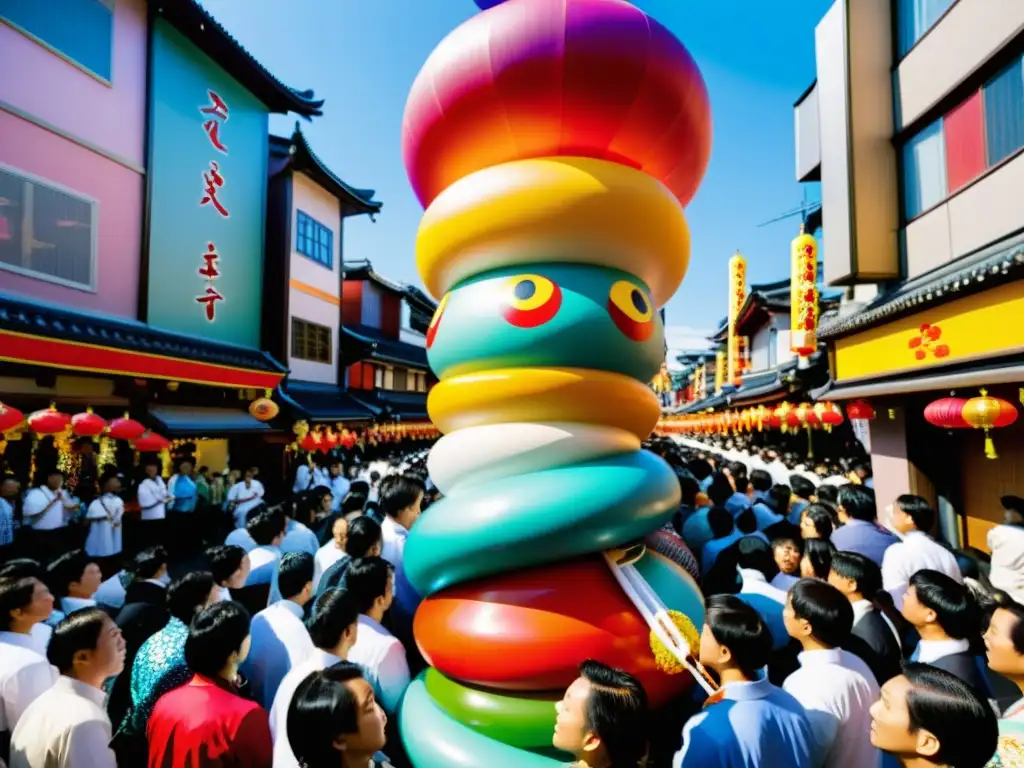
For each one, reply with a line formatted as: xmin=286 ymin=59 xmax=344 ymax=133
xmin=714 ymin=348 xmax=726 ymax=393
xmin=727 ymin=252 xmax=747 ymax=385
xmin=791 ymin=225 xmax=819 ymax=357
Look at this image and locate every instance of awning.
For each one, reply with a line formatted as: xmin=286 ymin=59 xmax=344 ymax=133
xmin=149 ymin=405 xmax=275 ymax=435
xmin=811 ymin=358 xmax=1024 ymax=401
xmin=351 ymin=390 xmax=429 ymax=421
xmin=341 ymin=325 xmax=428 ymax=368
xmin=0 ymin=293 xmax=287 ymax=390
xmin=281 ymin=382 xmax=374 ymax=422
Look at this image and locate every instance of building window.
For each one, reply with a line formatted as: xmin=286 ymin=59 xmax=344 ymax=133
xmin=902 ymin=120 xmax=947 ymax=219
xmin=295 ymin=211 xmax=333 ymax=268
xmin=896 ymin=0 xmax=956 ymax=57
xmin=943 ymin=91 xmax=986 ymax=192
xmin=0 ymin=166 xmax=96 ymax=291
xmin=0 ymin=0 xmax=114 ymax=81
xmin=291 ymin=318 xmax=332 ymax=364
xmin=417 ymin=373 xmax=427 ymax=392
xmin=768 ymin=327 xmax=778 ymax=369
xmin=383 ymin=367 xmax=394 ymax=390
xmin=985 ymin=58 xmax=1024 ymax=167
xmin=374 ymin=365 xmax=383 ymax=389
xmin=393 ymin=368 xmax=408 ymax=391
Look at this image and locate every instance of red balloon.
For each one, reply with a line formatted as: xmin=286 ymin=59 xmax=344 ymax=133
xmin=414 ymin=557 xmax=694 ymax=706
xmin=402 ymin=0 xmax=712 ymax=209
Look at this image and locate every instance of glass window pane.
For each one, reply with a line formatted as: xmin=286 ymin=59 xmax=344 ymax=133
xmin=897 ymin=0 xmax=956 ymax=57
xmin=902 ymin=120 xmax=947 ymax=220
xmin=985 ymin=58 xmax=1024 ymax=166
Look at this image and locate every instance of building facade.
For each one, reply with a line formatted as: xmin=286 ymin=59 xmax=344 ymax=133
xmin=796 ymin=0 xmax=1024 ymax=546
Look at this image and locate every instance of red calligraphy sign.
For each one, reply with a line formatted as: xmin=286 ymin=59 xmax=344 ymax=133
xmin=200 ymin=161 xmax=229 ymax=217
xmin=203 ymin=120 xmax=227 ymax=153
xmin=199 ymin=90 xmax=228 ymax=121
xmin=196 ymin=286 xmax=225 ymax=322
xmin=198 ymin=242 xmax=221 ymax=279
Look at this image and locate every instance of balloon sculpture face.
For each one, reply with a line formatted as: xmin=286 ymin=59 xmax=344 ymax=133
xmin=400 ymin=1 xmax=711 ymax=765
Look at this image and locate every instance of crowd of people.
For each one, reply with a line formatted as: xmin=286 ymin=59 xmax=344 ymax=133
xmin=2 ymin=437 xmax=1024 ymax=766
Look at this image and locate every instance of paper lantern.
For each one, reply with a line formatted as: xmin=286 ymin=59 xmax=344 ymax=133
xmin=28 ymin=404 xmax=71 ymax=435
xmin=0 ymin=402 xmax=25 ymax=433
xmin=962 ymin=388 xmax=1019 ymax=459
xmin=790 ymin=225 xmax=819 ymax=356
xmin=299 ymin=432 xmax=322 ymax=453
xmin=107 ymin=413 xmax=146 ymax=441
xmin=133 ymin=431 xmax=171 ymax=452
xmin=923 ymin=397 xmax=970 ymax=430
xmin=794 ymin=403 xmax=819 ymax=427
xmin=846 ymin=400 xmax=876 ymax=421
xmin=818 ymin=403 xmax=845 ymax=428
xmin=249 ymin=393 xmax=279 ymax=422
xmin=71 ymin=408 xmax=107 ymax=437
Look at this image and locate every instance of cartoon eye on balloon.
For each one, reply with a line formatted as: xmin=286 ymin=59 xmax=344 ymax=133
xmin=607 ymin=280 xmax=655 ymax=342
xmin=426 ymin=292 xmax=450 ymax=349
xmin=501 ymin=274 xmax=562 ymax=328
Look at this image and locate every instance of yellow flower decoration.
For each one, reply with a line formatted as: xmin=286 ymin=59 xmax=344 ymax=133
xmin=650 ymin=610 xmax=700 ymax=675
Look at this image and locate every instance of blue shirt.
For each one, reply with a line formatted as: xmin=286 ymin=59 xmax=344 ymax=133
xmin=682 ymin=505 xmax=714 ymax=555
xmin=725 ymin=492 xmax=753 ymax=518
xmin=787 ymin=499 xmax=810 ymax=526
xmin=751 ymin=502 xmax=784 ymax=531
xmin=168 ymin=474 xmax=197 ymax=513
xmin=127 ymin=617 xmax=191 ymax=735
xmin=831 ymin=519 xmax=899 ymax=566
xmin=673 ymin=676 xmax=813 ymax=768
xmin=702 ymin=531 xmax=742 ymax=575
xmin=281 ymin=519 xmax=319 ymax=556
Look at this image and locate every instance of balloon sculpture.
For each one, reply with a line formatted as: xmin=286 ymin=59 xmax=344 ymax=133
xmin=399 ymin=0 xmax=713 ymax=764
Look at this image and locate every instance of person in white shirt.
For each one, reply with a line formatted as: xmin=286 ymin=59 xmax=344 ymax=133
xmin=43 ymin=551 xmax=103 ymax=625
xmin=206 ymin=545 xmax=250 ymax=603
xmin=240 ymin=552 xmax=315 ymax=710
xmin=0 ymin=568 xmax=59 ymax=744
xmin=9 ymin=607 xmax=124 ymax=768
xmin=328 ymin=460 xmax=351 ymax=514
xmin=269 ymin=587 xmax=360 ymax=768
xmin=313 ymin=517 xmax=348 ymax=591
xmin=782 ymin=579 xmax=881 ymax=767
xmin=882 ymin=495 xmax=962 ymax=611
xmin=735 ymin=538 xmax=791 ymax=652
xmin=0 ymin=476 xmax=19 ymax=558
xmin=292 ymin=457 xmax=330 ymax=496
xmin=83 ymin=471 xmax=124 ymax=577
xmin=135 ymin=459 xmax=172 ymax=550
xmin=987 ymin=495 xmax=1024 ymax=605
xmin=226 ymin=467 xmax=265 ymax=530
xmin=224 ymin=508 xmax=258 ymax=553
xmin=243 ymin=509 xmax=285 ymax=588
xmin=378 ymin=475 xmax=424 ymax=576
xmin=346 ymin=557 xmax=411 ymax=715
xmin=22 ymin=469 xmax=79 ymax=562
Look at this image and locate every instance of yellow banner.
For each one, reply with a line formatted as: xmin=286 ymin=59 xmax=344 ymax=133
xmin=834 ymin=282 xmax=1024 ymax=382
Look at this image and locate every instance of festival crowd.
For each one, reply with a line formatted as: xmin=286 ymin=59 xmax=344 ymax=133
xmin=1 ymin=439 xmax=1024 ymax=767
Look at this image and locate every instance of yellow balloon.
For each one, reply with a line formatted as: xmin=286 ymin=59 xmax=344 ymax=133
xmin=427 ymin=367 xmax=661 ymax=440
xmin=416 ymin=156 xmax=690 ymax=307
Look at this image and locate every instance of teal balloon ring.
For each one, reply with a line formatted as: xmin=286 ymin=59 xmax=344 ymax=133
xmin=403 ymin=450 xmax=681 ymax=596
xmin=401 ymin=676 xmax=564 ymax=768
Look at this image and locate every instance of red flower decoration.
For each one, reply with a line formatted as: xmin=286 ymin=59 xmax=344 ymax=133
xmin=915 ymin=349 xmax=926 ymax=360
xmin=934 ymin=345 xmax=950 ymax=358
xmin=926 ymin=326 xmax=941 ymax=341
xmin=909 ymin=337 xmax=922 ymax=349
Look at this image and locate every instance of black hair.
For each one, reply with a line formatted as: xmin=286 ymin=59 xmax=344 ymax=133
xmin=0 ymin=574 xmax=45 ymax=631
xmin=735 ymin=507 xmax=757 ymax=535
xmin=802 ymin=503 xmax=837 ymax=538
xmin=166 ymin=571 xmax=216 ymax=624
xmin=307 ymin=588 xmax=361 ymax=650
xmin=814 ymin=484 xmax=839 ymax=505
xmin=766 ymin=484 xmax=791 ymax=515
xmin=838 ymin=485 xmax=875 ymax=522
xmin=705 ymin=594 xmax=772 ymax=679
xmin=707 ymin=473 xmax=734 ymax=507
xmin=687 ymin=459 xmax=713 ymax=482
xmin=345 ymin=516 xmax=382 ymax=558
xmin=45 ymin=549 xmax=95 ymax=598
xmin=901 ymin=663 xmax=998 ymax=768
xmin=344 ymin=557 xmax=392 ymax=614
xmin=244 ymin=504 xmax=266 ymax=527
xmin=47 ymin=607 xmax=110 ymax=674
xmin=578 ymin=659 xmax=649 ymax=767
xmin=380 ymin=475 xmax=424 ymax=519
xmin=677 ymin=473 xmax=700 ymax=509
xmin=288 ymin=663 xmax=369 ymax=768
xmin=131 ymin=546 xmax=168 ymax=581
xmin=727 ymin=462 xmax=749 ymax=485
xmin=98 ymin=468 xmax=120 ymax=488
xmin=790 ymin=474 xmax=816 ymax=501
xmin=736 ymin=537 xmax=778 ymax=580
xmin=802 ymin=539 xmax=836 ymax=580
xmin=830 ymin=551 xmax=883 ymax=598
xmin=0 ymin=559 xmax=42 ymax=580
xmin=909 ymin=569 xmax=980 ymax=640
xmin=895 ymin=494 xmax=935 ymax=533
xmin=341 ymin=492 xmax=368 ymax=517
xmin=184 ymin=601 xmax=251 ymax=678
xmin=206 ymin=545 xmax=247 ymax=586
xmin=707 ymin=506 xmax=734 ymax=539
xmin=749 ymin=469 xmax=773 ymax=494
xmin=247 ymin=508 xmax=285 ymax=546
xmin=278 ymin=552 xmax=315 ymax=601
xmin=790 ymin=579 xmax=853 ymax=648
xmin=348 ymin=480 xmax=370 ymax=497
xmin=301 ymin=488 xmax=331 ymax=525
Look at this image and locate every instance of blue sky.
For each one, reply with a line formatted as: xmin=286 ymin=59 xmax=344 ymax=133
xmin=200 ymin=0 xmax=833 ymax=363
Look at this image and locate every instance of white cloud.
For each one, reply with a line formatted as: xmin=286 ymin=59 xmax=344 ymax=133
xmin=664 ymin=325 xmax=714 ymax=370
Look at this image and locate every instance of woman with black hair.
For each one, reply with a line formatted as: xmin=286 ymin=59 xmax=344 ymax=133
xmin=800 ymin=503 xmax=837 ymax=541
xmin=206 ymin=545 xmax=250 ymax=603
xmin=869 ymin=663 xmax=997 ymax=767
xmin=287 ymin=662 xmax=390 ymax=768
xmin=800 ymin=539 xmax=836 ymax=580
xmin=43 ymin=549 xmax=103 ymax=624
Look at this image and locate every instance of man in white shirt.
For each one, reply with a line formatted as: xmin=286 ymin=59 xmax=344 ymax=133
xmin=346 ymin=557 xmax=411 ymax=715
xmin=242 ymin=509 xmax=285 ymax=587
xmin=10 ymin=606 xmax=124 ymax=768
xmin=328 ymin=460 xmax=351 ymax=514
xmin=240 ymin=552 xmax=315 ymax=710
xmin=987 ymin=495 xmax=1024 ymax=604
xmin=135 ymin=459 xmax=172 ymax=550
xmin=0 ymin=570 xmax=59 ymax=745
xmin=882 ymin=495 xmax=961 ymax=610
xmin=379 ymin=475 xmax=424 ymax=574
xmin=269 ymin=588 xmax=360 ymax=768
xmin=313 ymin=518 xmax=348 ymax=591
xmin=782 ymin=579 xmax=880 ymax=768
xmin=22 ymin=469 xmax=79 ymax=561
xmin=84 ymin=471 xmax=124 ymax=576
xmin=226 ymin=467 xmax=264 ymax=529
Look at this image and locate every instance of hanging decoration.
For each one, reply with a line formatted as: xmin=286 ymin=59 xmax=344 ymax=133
xmin=923 ymin=397 xmax=970 ymax=430
xmin=71 ymin=408 xmax=107 ymax=437
xmin=816 ymin=402 xmax=845 ymax=429
xmin=0 ymin=402 xmax=25 ymax=434
xmin=249 ymin=389 xmax=279 ymax=422
xmin=107 ymin=413 xmax=146 ymax=441
xmin=961 ymin=388 xmax=1018 ymax=460
xmin=655 ymin=401 xmax=850 ymax=436
xmin=28 ymin=404 xmax=71 ymax=435
xmin=845 ymin=400 xmax=876 ymax=421
xmin=790 ymin=224 xmax=819 ymax=357
xmin=133 ymin=431 xmax=171 ymax=452
xmin=714 ymin=349 xmax=725 ymax=393
xmin=727 ymin=252 xmax=747 ymax=386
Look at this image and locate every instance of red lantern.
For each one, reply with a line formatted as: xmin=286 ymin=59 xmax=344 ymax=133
xmin=819 ymin=403 xmax=845 ymax=427
xmin=108 ymin=413 xmax=146 ymax=441
xmin=28 ymin=404 xmax=71 ymax=435
xmin=795 ymin=403 xmax=819 ymax=426
xmin=133 ymin=431 xmax=170 ymax=452
xmin=961 ymin=388 xmax=1018 ymax=459
xmin=0 ymin=402 xmax=25 ymax=433
xmin=71 ymin=408 xmax=107 ymax=437
xmin=249 ymin=393 xmax=279 ymax=422
xmin=299 ymin=432 xmax=322 ymax=453
xmin=846 ymin=400 xmax=876 ymax=421
xmin=924 ymin=397 xmax=970 ymax=429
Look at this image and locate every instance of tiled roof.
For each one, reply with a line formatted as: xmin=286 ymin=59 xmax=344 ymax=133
xmin=0 ymin=292 xmax=286 ymax=374
xmin=350 ymin=390 xmax=429 ymax=420
xmin=280 ymin=381 xmax=374 ymax=422
xmin=342 ymin=325 xmax=429 ymax=368
xmin=158 ymin=1 xmax=323 ymax=116
xmin=270 ymin=128 xmax=381 ymax=214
